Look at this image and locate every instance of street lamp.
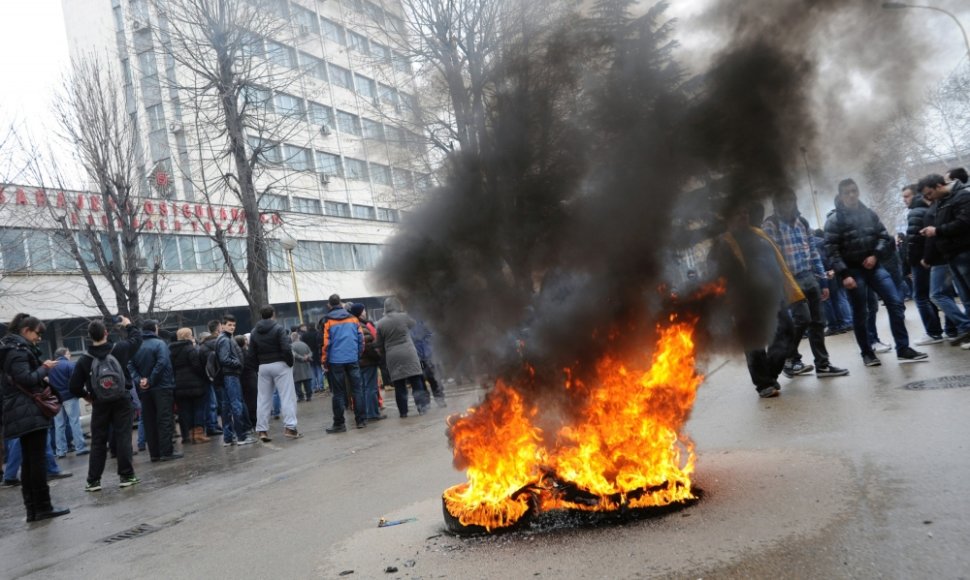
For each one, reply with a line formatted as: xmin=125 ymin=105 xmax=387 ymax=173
xmin=280 ymin=235 xmax=304 ymax=324
xmin=800 ymin=146 xmax=824 ymax=229
xmin=883 ymin=3 xmax=970 ymax=62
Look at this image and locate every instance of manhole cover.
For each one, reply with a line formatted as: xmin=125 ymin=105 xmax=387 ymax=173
xmin=903 ymin=375 xmax=970 ymax=391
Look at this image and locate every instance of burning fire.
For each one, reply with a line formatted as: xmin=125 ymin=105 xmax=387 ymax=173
xmin=444 ymin=318 xmax=703 ymax=532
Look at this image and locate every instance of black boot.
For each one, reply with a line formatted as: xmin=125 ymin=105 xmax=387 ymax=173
xmin=32 ymin=506 xmax=71 ymax=522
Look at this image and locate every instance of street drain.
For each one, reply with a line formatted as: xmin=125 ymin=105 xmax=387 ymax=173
xmin=903 ymin=374 xmax=970 ymax=391
xmin=102 ymin=523 xmax=160 ymax=544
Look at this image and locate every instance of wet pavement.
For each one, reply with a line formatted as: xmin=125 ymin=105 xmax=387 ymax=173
xmin=2 ymin=307 xmax=970 ymax=579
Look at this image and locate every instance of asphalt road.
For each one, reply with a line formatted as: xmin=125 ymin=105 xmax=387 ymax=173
xmin=2 ymin=307 xmax=969 ymax=579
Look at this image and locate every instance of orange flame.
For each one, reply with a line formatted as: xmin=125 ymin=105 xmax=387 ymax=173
xmin=443 ymin=319 xmax=703 ymax=531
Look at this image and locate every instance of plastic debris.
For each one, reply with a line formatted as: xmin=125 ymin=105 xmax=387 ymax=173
xmin=378 ymin=517 xmax=417 ymax=528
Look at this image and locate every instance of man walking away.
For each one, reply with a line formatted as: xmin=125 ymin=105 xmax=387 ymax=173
xmin=377 ymin=297 xmax=432 ymax=413
xmin=903 ymin=184 xmax=953 ymax=345
xmin=69 ymin=317 xmax=143 ymax=491
xmin=48 ymin=348 xmax=88 ymax=458
xmin=250 ymin=305 xmax=300 ymax=442
xmin=411 ymin=319 xmax=448 ymax=406
xmin=824 ymin=179 xmax=927 ymax=366
xmin=216 ymin=315 xmax=255 ymax=446
xmin=762 ymin=188 xmax=849 ymax=379
xmin=128 ymin=320 xmax=182 ymax=462
xmin=322 ymin=295 xmax=365 ymax=433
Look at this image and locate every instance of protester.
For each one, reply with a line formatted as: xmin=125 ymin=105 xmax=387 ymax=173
xmin=250 ymin=305 xmax=300 ymax=441
xmin=322 ymin=295 xmax=366 ymax=432
xmin=903 ymin=183 xmax=954 ymax=344
xmin=291 ymin=332 xmax=314 ymax=403
xmin=0 ymin=313 xmax=70 ymax=521
xmin=129 ymin=320 xmax=182 ymax=461
xmin=216 ymin=315 xmax=255 ymax=446
xmin=814 ymin=228 xmax=853 ymax=335
xmin=236 ymin=334 xmax=259 ymax=428
xmin=376 ymin=297 xmax=431 ymax=414
xmin=301 ymin=324 xmax=325 ymax=394
xmin=411 ymin=319 xmax=448 ymax=405
xmin=48 ymin=348 xmax=89 ymax=458
xmin=170 ymin=328 xmax=211 ymax=445
xmin=824 ymin=179 xmax=927 ymax=366
xmin=762 ymin=188 xmax=849 ymax=378
xmin=348 ymin=303 xmax=385 ymax=421
xmin=198 ymin=321 xmax=224 ymax=437
xmin=69 ymin=317 xmax=143 ymax=492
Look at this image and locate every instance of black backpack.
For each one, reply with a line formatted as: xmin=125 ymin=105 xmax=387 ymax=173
xmin=205 ymin=349 xmax=221 ymax=382
xmin=88 ymin=345 xmax=127 ymax=402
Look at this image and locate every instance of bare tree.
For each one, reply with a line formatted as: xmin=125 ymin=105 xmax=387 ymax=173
xmin=148 ymin=0 xmax=302 ymax=321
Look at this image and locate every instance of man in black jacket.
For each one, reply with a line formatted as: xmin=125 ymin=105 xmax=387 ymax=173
xmin=69 ymin=317 xmax=143 ymax=491
xmin=919 ymin=172 xmax=970 ymax=348
xmin=215 ymin=314 xmax=254 ymax=446
xmin=824 ymin=178 xmax=927 ymax=366
xmin=903 ymin=184 xmax=951 ymax=344
xmin=249 ymin=305 xmax=300 ymax=442
xmin=128 ymin=320 xmax=181 ymax=462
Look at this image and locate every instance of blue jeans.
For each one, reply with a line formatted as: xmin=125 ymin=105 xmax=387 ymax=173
xmin=329 ymin=362 xmax=365 ymax=426
xmin=219 ymin=375 xmax=252 ymax=443
xmin=947 ymin=252 xmax=970 ymax=309
xmin=929 ymin=265 xmax=970 ymax=334
xmin=272 ymin=388 xmax=281 ymax=416
xmin=54 ymin=398 xmax=87 ymax=455
xmin=206 ymin=385 xmax=221 ymax=432
xmin=361 ymin=365 xmax=380 ymax=418
xmin=310 ymin=362 xmax=324 ymax=392
xmin=844 ymin=266 xmax=910 ymax=355
xmin=823 ymin=276 xmax=853 ymax=329
xmin=4 ymin=432 xmax=63 ymax=479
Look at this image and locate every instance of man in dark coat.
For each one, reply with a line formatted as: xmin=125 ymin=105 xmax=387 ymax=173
xmin=919 ymin=172 xmax=970 ymax=348
xmin=128 ymin=320 xmax=181 ymax=461
xmin=215 ymin=314 xmax=255 ymax=446
xmin=824 ymin=178 xmax=927 ymax=366
xmin=70 ymin=317 xmax=143 ymax=491
xmin=301 ymin=325 xmax=324 ymax=393
xmin=903 ymin=184 xmax=951 ymax=344
xmin=249 ymin=305 xmax=300 ymax=442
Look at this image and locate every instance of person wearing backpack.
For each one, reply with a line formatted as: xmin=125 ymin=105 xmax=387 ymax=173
xmin=169 ymin=328 xmax=210 ymax=445
xmin=128 ymin=320 xmax=182 ymax=462
xmin=69 ymin=317 xmax=144 ymax=491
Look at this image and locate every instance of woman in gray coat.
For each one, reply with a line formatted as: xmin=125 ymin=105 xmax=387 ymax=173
xmin=290 ymin=333 xmax=313 ymax=402
xmin=375 ymin=297 xmax=430 ymax=417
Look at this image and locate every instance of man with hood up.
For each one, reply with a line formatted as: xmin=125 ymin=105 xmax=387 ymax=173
xmin=824 ymin=178 xmax=927 ymax=366
xmin=248 ymin=305 xmax=300 ymax=441
xmin=376 ymin=297 xmax=431 ymax=414
xmin=321 ymin=295 xmax=365 ymax=433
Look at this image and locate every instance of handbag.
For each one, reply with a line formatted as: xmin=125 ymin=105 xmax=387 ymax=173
xmin=10 ymin=377 xmax=62 ymax=419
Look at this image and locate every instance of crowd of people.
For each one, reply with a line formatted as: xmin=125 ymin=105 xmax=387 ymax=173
xmin=712 ymin=168 xmax=970 ymax=398
xmin=0 ymin=295 xmax=446 ymax=523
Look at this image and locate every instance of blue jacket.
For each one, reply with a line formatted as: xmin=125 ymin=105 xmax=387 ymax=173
xmin=128 ymin=333 xmax=176 ymax=390
xmin=410 ymin=320 xmax=434 ymax=362
xmin=321 ymin=308 xmax=363 ymax=366
xmin=47 ymin=355 xmax=76 ymax=400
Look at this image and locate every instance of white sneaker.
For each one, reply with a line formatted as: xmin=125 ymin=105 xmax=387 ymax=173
xmin=961 ymin=341 xmax=970 ymax=350
xmin=236 ymin=435 xmax=256 ymax=446
xmin=222 ymin=439 xmax=236 ymax=447
xmin=871 ymin=342 xmax=893 ymax=353
xmin=915 ymin=335 xmax=944 ymax=346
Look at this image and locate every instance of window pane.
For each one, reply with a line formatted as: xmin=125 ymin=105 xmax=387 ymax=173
xmin=308 ymin=102 xmax=334 ymax=127
xmin=362 ymin=118 xmax=384 ymax=140
xmin=301 ymin=241 xmax=324 ymax=271
xmin=293 ymin=5 xmax=319 ymax=34
xmin=323 ymin=242 xmax=354 ymax=270
xmin=178 ymin=236 xmax=197 ymax=270
xmin=273 ymin=93 xmax=305 ymax=119
xmin=195 ymin=236 xmax=217 ymax=270
xmin=52 ymin=231 xmax=78 ymax=270
xmin=266 ymin=40 xmax=295 ymax=68
xmin=321 ymin=18 xmax=345 ymax=45
xmin=26 ymin=231 xmax=53 ymax=271
xmin=355 ymin=74 xmax=376 ymax=99
xmin=376 ymin=207 xmax=399 ymax=222
xmin=370 ymin=163 xmax=391 ymax=186
xmin=267 ymin=240 xmax=285 ymax=272
xmin=140 ymin=234 xmax=161 ymax=270
xmin=316 ymin=151 xmax=344 ymax=177
xmin=352 ymin=204 xmax=375 ymax=220
xmin=301 ymin=53 xmax=328 ymax=82
xmin=336 ymin=110 xmax=361 ymax=136
xmin=282 ymin=145 xmax=312 ymax=171
xmin=292 ymin=196 xmax=321 ymax=214
xmin=392 ymin=167 xmax=413 ymax=189
xmin=379 ymin=83 xmax=398 ymax=107
xmin=348 ymin=31 xmax=369 ymax=54
xmin=228 ymin=237 xmax=247 ymax=272
xmin=0 ymin=229 xmax=26 ymax=271
xmin=324 ymin=201 xmax=350 ymax=217
xmin=258 ymin=193 xmax=289 ymax=211
xmin=147 ymin=104 xmax=165 ymax=131
xmin=353 ymin=243 xmax=380 ymax=270
xmin=161 ymin=235 xmax=181 ymax=270
xmin=329 ymin=64 xmax=353 ymax=90
xmin=344 ymin=157 xmax=368 ymax=181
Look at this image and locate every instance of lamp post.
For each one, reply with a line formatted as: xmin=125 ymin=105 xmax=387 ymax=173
xmin=800 ymin=146 xmax=824 ymax=229
xmin=280 ymin=235 xmax=304 ymax=324
xmin=883 ymin=3 xmax=970 ymax=61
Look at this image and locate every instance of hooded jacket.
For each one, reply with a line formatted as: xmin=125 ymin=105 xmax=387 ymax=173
xmin=823 ymin=199 xmax=893 ymax=276
xmin=249 ymin=319 xmax=293 ymax=367
xmin=47 ymin=355 xmax=76 ymax=401
xmin=321 ymin=307 xmax=363 ymax=366
xmin=1 ymin=334 xmax=52 ymax=440
xmin=128 ymin=332 xmax=175 ymax=391
xmin=215 ymin=331 xmax=244 ymax=377
xmin=906 ymin=193 xmax=932 ymax=268
xmin=169 ymin=339 xmax=209 ymax=398
xmin=376 ymin=298 xmax=423 ymax=382
xmin=929 ymin=180 xmax=970 ymax=259
xmin=68 ymin=324 xmax=144 ymax=399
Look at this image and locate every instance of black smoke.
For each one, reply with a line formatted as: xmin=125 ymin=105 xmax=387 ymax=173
xmin=375 ymin=0 xmax=925 ymax=385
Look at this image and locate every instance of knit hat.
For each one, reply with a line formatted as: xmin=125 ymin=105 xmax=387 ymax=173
xmin=348 ymin=303 xmax=365 ymax=317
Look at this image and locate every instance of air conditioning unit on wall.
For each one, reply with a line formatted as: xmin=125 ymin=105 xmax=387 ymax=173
xmin=320 ymin=124 xmax=332 ymax=136
xmin=320 ymin=173 xmax=332 ymax=185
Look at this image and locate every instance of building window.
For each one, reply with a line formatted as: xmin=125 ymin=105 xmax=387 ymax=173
xmin=372 ymin=42 xmax=393 ymax=63
xmin=292 ymin=5 xmax=319 ymax=35
xmin=227 ymin=237 xmax=247 ymax=272
xmin=52 ymin=231 xmax=78 ymax=270
xmin=178 ymin=236 xmax=197 ymax=270
xmin=324 ymin=200 xmax=351 ymax=217
xmin=379 ymin=83 xmax=398 ymax=108
xmin=308 ymin=102 xmax=334 ymax=128
xmin=392 ymin=51 xmax=411 ymax=75
xmin=364 ymin=1 xmax=385 ymax=25
xmin=355 ymin=74 xmax=377 ymax=100
xmin=352 ymin=204 xmax=376 ymax=220
xmin=282 ymin=144 xmax=313 ymax=171
xmin=376 ymin=207 xmax=399 ymax=222
xmin=323 ymin=242 xmax=354 ymax=270
xmin=266 ymin=40 xmax=296 ymax=69
xmin=336 ymin=110 xmax=361 ymax=136
xmin=149 ymin=130 xmax=170 ymax=162
xmin=291 ymin=196 xmax=322 ymax=214
xmin=296 ymin=241 xmax=324 ymax=271
xmin=329 ymin=64 xmax=353 ymax=90
xmin=242 ymin=85 xmax=273 ymax=113
xmin=384 ymin=125 xmax=404 ymax=145
xmin=160 ymin=235 xmax=181 ymax=270
xmin=347 ymin=31 xmax=369 ymax=54
xmin=301 ymin=52 xmax=328 ymax=82
xmin=273 ymin=93 xmax=305 ymax=119
xmin=316 ymin=151 xmax=344 ymax=177
xmin=248 ymin=137 xmax=282 ymax=164
xmin=370 ymin=163 xmax=391 ymax=186
xmin=195 ymin=236 xmax=218 ymax=270
xmin=267 ymin=239 xmax=286 ymax=272
xmin=344 ymin=157 xmax=369 ymax=181
xmin=392 ymin=167 xmax=413 ymax=189
xmin=362 ymin=118 xmax=384 ymax=141
xmin=321 ymin=18 xmax=346 ymax=45
xmin=24 ymin=231 xmax=53 ymax=271
xmin=258 ymin=193 xmax=290 ymax=211
xmin=241 ymin=32 xmax=265 ymax=58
